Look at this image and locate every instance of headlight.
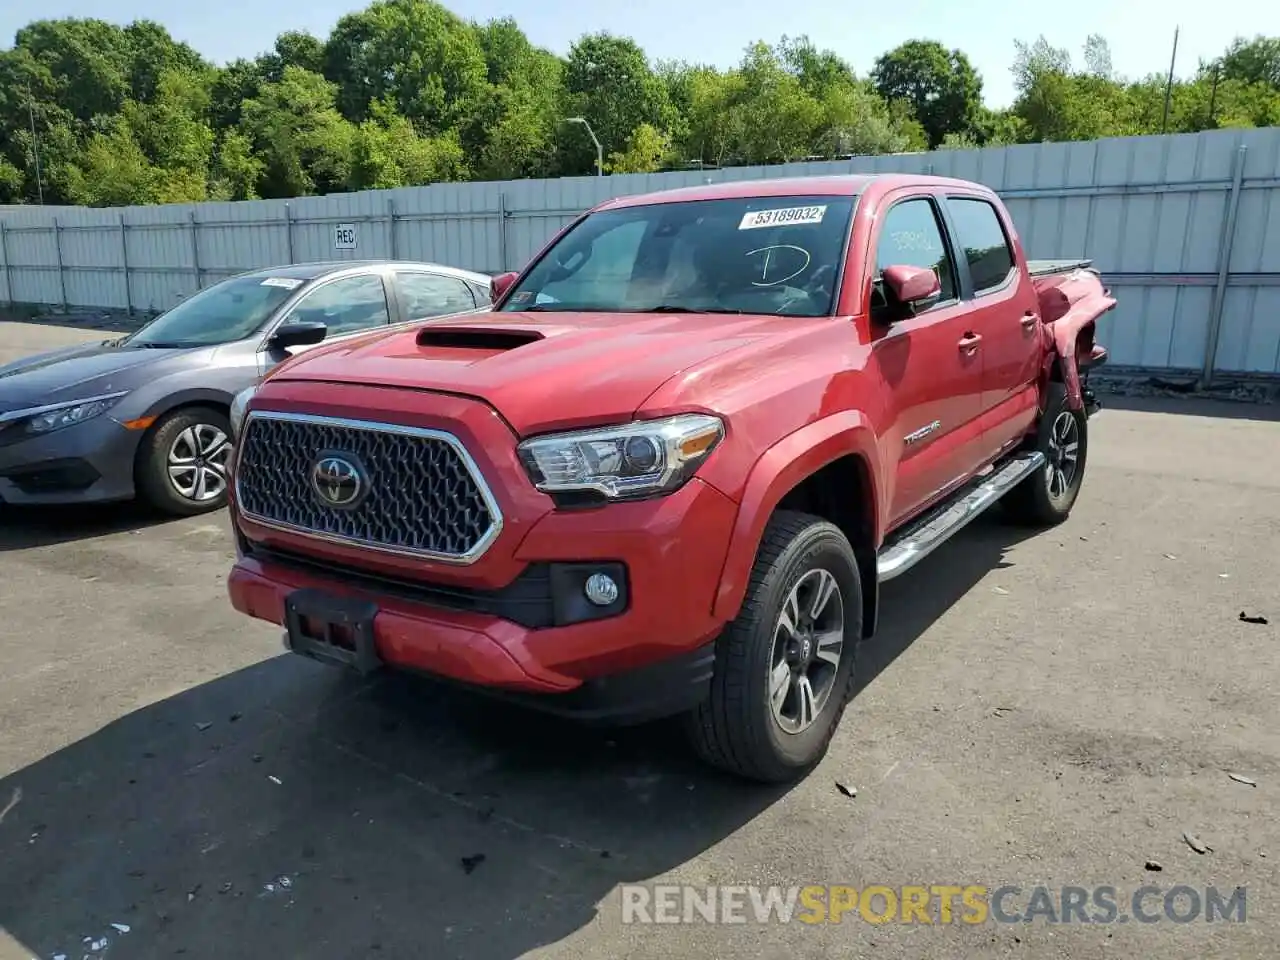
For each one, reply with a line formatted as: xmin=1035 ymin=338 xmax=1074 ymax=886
xmin=229 ymin=385 xmax=257 ymax=439
xmin=24 ymin=393 xmax=127 ymax=435
xmin=517 ymin=414 xmax=724 ymax=500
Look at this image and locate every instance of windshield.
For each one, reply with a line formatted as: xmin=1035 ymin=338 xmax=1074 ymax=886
xmin=126 ymin=275 xmax=301 ymax=348
xmin=500 ymin=195 xmax=856 ymax=318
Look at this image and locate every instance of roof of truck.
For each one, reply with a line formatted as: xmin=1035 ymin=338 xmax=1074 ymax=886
xmin=598 ymin=173 xmax=992 ymax=210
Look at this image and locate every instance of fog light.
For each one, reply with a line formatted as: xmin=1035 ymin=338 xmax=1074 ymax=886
xmin=584 ymin=572 xmax=619 ymax=606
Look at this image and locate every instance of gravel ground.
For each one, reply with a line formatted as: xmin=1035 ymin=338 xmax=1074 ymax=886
xmin=0 ymin=320 xmax=1277 ymax=960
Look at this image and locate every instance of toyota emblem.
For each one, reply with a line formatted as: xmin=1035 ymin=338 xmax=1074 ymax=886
xmin=311 ymin=454 xmax=366 ymax=509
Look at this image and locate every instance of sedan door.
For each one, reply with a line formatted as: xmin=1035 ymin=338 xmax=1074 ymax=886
xmin=866 ymin=194 xmax=987 ymax=527
xmin=259 ymin=271 xmax=394 ymax=376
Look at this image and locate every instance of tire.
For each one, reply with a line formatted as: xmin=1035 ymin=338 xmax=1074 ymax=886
xmin=135 ymin=406 xmax=234 ymax=517
xmin=1001 ymin=381 xmax=1089 ymax=526
xmin=685 ymin=510 xmax=862 ymax=783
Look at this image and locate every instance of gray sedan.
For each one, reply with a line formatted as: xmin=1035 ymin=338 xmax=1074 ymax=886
xmin=0 ymin=259 xmax=492 ymax=515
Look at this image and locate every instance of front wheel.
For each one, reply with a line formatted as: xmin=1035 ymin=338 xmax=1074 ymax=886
xmin=685 ymin=510 xmax=862 ymax=783
xmin=136 ymin=406 xmax=234 ymax=517
xmin=1002 ymin=382 xmax=1089 ymax=526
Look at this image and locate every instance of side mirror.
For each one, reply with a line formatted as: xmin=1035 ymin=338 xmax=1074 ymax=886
xmin=881 ymin=264 xmax=942 ymax=318
xmin=490 ymin=271 xmax=519 ymax=301
xmin=269 ymin=319 xmax=328 ymax=349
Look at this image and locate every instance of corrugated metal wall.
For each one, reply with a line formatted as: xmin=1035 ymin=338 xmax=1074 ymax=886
xmin=2 ymin=127 xmax=1279 ymax=378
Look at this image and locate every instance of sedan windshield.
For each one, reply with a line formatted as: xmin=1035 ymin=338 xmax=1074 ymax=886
xmin=500 ymin=194 xmax=856 ymax=318
xmin=126 ymin=275 xmax=301 ymax=348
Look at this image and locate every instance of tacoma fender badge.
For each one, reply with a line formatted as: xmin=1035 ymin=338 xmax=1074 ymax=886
xmin=904 ymin=420 xmax=942 ymax=445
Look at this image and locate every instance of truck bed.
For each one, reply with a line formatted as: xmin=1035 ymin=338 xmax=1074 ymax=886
xmin=1026 ymin=259 xmax=1093 ymax=278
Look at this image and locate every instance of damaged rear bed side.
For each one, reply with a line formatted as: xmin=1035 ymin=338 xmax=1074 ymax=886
xmin=1030 ymin=261 xmax=1116 ymax=410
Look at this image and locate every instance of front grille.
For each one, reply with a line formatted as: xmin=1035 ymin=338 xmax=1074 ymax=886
xmin=235 ymin=412 xmax=500 ymax=562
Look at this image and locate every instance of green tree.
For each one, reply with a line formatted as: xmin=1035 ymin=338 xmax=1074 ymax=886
xmin=239 ymin=66 xmax=355 ymax=197
xmin=323 ymin=0 xmax=488 ymax=133
xmin=563 ymin=33 xmax=675 ymax=174
xmin=871 ymin=40 xmax=984 ymax=147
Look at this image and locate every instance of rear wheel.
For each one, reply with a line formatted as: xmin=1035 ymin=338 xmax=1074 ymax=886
xmin=685 ymin=510 xmax=862 ymax=783
xmin=1002 ymin=382 xmax=1088 ymax=526
xmin=136 ymin=406 xmax=233 ymax=517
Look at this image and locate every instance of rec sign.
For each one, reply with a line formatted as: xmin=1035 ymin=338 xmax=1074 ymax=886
xmin=334 ymin=223 xmax=358 ymax=250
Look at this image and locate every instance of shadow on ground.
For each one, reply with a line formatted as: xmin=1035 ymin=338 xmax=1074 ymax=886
xmin=0 ymin=502 xmax=179 ymax=550
xmin=0 ymin=512 xmax=1038 ymax=960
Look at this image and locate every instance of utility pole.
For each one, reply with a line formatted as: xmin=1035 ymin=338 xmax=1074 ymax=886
xmin=1161 ymin=27 xmax=1180 ymax=135
xmin=563 ymin=117 xmax=603 ymax=177
xmin=27 ymin=95 xmax=44 ymax=205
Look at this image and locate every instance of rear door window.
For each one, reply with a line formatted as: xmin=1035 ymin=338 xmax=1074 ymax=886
xmin=945 ymin=198 xmax=1016 ymax=293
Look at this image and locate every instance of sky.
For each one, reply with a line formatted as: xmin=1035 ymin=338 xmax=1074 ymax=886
xmin=3 ymin=0 xmax=1279 ymax=109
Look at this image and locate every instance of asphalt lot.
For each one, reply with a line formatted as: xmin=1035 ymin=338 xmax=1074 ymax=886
xmin=1 ymin=318 xmax=1277 ymax=960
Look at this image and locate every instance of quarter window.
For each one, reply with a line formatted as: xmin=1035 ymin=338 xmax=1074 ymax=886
xmin=873 ymin=199 xmax=956 ymax=308
xmin=946 ymin=198 xmax=1015 ymax=293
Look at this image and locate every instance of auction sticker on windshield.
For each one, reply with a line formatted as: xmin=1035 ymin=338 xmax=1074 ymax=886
xmin=739 ymin=205 xmax=827 ymax=230
xmin=261 ymin=277 xmax=303 ymax=289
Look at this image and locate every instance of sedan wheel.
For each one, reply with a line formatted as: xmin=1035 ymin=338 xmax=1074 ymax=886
xmin=136 ymin=406 xmax=235 ymax=517
xmin=167 ymin=423 xmax=232 ymax=503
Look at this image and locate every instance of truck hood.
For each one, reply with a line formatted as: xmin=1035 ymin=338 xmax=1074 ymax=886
xmin=267 ymin=311 xmax=811 ymax=434
xmin=0 ymin=339 xmax=202 ymax=414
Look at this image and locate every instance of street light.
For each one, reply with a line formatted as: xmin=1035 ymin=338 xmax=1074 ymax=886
xmin=563 ymin=117 xmax=603 ymax=177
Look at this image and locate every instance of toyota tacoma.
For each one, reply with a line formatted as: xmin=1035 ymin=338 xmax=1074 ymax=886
xmin=225 ymin=174 xmax=1113 ymax=783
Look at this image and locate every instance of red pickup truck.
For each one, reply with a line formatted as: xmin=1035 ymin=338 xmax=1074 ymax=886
xmin=225 ymin=174 xmax=1113 ymax=782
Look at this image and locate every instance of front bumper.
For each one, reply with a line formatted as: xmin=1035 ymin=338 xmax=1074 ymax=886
xmin=0 ymin=415 xmax=141 ymax=505
xmin=228 ymin=473 xmax=739 ymax=721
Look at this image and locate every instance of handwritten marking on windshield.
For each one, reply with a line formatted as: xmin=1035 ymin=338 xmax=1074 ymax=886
xmin=746 ymin=245 xmax=811 ymax=287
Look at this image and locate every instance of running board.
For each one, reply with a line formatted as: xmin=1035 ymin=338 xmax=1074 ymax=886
xmin=877 ymin=451 xmax=1046 ymax=582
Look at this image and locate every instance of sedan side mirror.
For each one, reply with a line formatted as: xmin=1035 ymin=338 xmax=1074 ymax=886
xmin=490 ymin=271 xmax=519 ymax=301
xmin=881 ymin=264 xmax=943 ymax=319
xmin=269 ymin=319 xmax=328 ymax=350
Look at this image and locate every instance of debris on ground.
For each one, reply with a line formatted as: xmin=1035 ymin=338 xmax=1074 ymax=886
xmin=993 ymin=706 xmax=1015 ymax=718
xmin=1239 ymin=612 xmax=1269 ymax=625
xmin=1183 ymin=832 xmax=1211 ymax=854
xmin=110 ymin=923 xmax=131 ymax=934
xmin=268 ymin=775 xmax=282 ymax=785
xmin=1219 ymin=573 xmax=1230 ymax=579
xmin=251 ymin=753 xmax=264 ymax=763
xmin=992 ymin=586 xmax=1009 ymax=596
xmin=0 ymin=785 xmax=20 ymax=824
xmin=229 ymin=713 xmax=242 ymax=722
xmin=187 ymin=883 xmax=202 ymax=902
xmin=1228 ymin=773 xmax=1258 ymax=787
xmin=460 ymin=854 xmax=486 ymax=875
xmin=195 ymin=721 xmax=212 ymax=732
xmin=835 ymin=782 xmax=857 ymax=799
xmin=1144 ymin=860 xmax=1163 ymax=871
xmin=1163 ymin=553 xmax=1177 ymax=560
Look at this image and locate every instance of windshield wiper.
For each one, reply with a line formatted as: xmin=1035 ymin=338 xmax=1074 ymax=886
xmin=642 ymin=305 xmax=745 ymax=314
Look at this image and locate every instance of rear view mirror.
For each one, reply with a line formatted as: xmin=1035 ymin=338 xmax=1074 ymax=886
xmin=491 ymin=272 xmax=518 ymax=300
xmin=881 ymin=264 xmax=942 ymax=317
xmin=269 ymin=319 xmax=328 ymax=349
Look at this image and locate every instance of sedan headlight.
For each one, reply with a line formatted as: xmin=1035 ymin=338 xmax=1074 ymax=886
xmin=24 ymin=392 xmax=127 ymax=435
xmin=229 ymin=385 xmax=257 ymax=439
xmin=517 ymin=414 xmax=724 ymax=500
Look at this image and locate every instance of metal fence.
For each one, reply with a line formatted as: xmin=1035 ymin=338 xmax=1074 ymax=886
xmin=2 ymin=127 xmax=1280 ymax=382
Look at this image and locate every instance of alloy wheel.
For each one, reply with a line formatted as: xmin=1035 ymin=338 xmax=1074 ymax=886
xmin=768 ymin=568 xmax=845 ymax=735
xmin=1045 ymin=410 xmax=1080 ymax=499
xmin=167 ymin=423 xmax=232 ymax=502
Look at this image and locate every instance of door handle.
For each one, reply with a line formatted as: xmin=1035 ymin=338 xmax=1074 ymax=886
xmin=957 ymin=332 xmax=983 ymax=351
xmin=1021 ymin=312 xmax=1040 ymax=329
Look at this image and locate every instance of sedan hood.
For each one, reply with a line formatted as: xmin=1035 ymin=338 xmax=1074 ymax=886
xmin=266 ymin=311 xmax=811 ymax=434
xmin=0 ymin=340 xmax=198 ymax=414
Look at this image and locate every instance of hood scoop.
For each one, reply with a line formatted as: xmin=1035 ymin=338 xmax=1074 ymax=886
xmin=415 ymin=326 xmax=544 ymax=351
